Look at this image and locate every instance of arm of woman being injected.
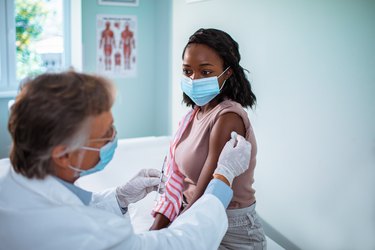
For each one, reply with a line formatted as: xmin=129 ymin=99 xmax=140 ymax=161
xmin=181 ymin=112 xmax=246 ymax=213
xmin=150 ymin=213 xmax=170 ymax=230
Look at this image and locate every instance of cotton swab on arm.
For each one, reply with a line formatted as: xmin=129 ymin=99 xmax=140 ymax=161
xmin=231 ymin=131 xmax=238 ymax=146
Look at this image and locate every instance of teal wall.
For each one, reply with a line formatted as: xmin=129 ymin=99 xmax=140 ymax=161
xmin=0 ymin=98 xmax=12 ymax=157
xmin=0 ymin=0 xmax=172 ymax=158
xmin=82 ymin=0 xmax=172 ymax=139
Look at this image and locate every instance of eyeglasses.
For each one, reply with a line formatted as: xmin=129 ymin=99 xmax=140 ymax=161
xmin=82 ymin=125 xmax=117 ymax=151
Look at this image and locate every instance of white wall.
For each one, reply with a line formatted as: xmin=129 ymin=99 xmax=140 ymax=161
xmin=171 ymin=0 xmax=375 ymax=249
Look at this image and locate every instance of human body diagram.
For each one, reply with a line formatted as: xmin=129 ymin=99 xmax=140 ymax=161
xmin=97 ymin=16 xmax=137 ymax=77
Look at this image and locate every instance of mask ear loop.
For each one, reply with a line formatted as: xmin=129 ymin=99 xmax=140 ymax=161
xmin=68 ymin=147 xmax=88 ymax=176
xmin=218 ymin=66 xmax=231 ymax=91
xmin=76 ymin=149 xmax=86 ymax=169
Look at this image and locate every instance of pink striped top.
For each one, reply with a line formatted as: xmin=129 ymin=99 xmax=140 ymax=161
xmin=151 ymin=108 xmax=198 ymax=221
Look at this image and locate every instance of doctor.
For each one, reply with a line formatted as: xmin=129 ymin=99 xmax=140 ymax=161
xmin=0 ymin=71 xmax=252 ymax=250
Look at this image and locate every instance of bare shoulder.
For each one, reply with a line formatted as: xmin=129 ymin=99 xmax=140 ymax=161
xmin=213 ymin=112 xmax=246 ymax=138
xmin=207 ymin=112 xmax=246 ymax=157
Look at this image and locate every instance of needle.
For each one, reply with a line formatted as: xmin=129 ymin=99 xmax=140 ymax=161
xmin=155 ymin=155 xmax=167 ymax=201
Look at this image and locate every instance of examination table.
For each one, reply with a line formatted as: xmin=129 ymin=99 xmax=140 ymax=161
xmin=76 ymin=136 xmax=283 ymax=249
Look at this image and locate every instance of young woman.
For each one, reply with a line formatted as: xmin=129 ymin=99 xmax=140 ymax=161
xmin=151 ymin=28 xmax=266 ymax=249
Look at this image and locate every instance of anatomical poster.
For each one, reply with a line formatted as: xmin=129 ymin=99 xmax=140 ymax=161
xmin=97 ymin=15 xmax=137 ymax=78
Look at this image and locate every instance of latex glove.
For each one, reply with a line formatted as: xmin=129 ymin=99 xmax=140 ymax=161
xmin=116 ymin=169 xmax=165 ymax=208
xmin=214 ymin=134 xmax=251 ymax=185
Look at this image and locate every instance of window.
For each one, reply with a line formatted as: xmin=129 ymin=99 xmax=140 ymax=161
xmin=0 ymin=0 xmax=72 ymax=94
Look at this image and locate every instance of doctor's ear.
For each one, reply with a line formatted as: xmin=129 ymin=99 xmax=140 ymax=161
xmin=51 ymin=145 xmax=71 ymax=168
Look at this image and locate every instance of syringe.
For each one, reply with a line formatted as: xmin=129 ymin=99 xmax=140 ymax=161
xmin=155 ymin=155 xmax=167 ymax=201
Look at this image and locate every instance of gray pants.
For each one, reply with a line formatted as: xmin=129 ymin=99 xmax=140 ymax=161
xmin=219 ymin=203 xmax=267 ymax=250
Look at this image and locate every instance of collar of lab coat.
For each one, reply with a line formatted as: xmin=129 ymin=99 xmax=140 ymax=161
xmin=55 ymin=177 xmax=92 ymax=205
xmin=6 ymin=159 xmax=87 ymax=206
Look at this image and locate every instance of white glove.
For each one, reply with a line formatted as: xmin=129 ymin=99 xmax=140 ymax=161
xmin=116 ymin=169 xmax=165 ymax=208
xmin=214 ymin=134 xmax=251 ymax=185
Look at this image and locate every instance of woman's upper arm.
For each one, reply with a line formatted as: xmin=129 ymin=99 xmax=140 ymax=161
xmin=188 ymin=112 xmax=246 ymax=204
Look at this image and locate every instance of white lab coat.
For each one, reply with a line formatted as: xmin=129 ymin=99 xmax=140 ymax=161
xmin=0 ymin=159 xmax=228 ymax=250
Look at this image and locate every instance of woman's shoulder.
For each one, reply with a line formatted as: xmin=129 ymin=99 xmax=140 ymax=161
xmin=217 ymin=100 xmax=249 ymax=118
xmin=212 ymin=100 xmax=252 ymax=131
xmin=217 ymin=99 xmax=243 ymax=108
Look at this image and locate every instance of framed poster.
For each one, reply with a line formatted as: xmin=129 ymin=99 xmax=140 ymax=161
xmin=98 ymin=0 xmax=139 ymax=7
xmin=97 ymin=15 xmax=137 ymax=78
xmin=185 ymin=0 xmax=210 ymax=3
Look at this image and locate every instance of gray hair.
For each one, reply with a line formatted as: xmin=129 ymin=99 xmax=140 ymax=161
xmin=8 ymin=71 xmax=115 ymax=179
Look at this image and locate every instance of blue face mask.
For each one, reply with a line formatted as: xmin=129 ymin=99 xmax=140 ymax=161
xmin=69 ymin=134 xmax=118 ymax=177
xmin=180 ymin=67 xmax=230 ymax=107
